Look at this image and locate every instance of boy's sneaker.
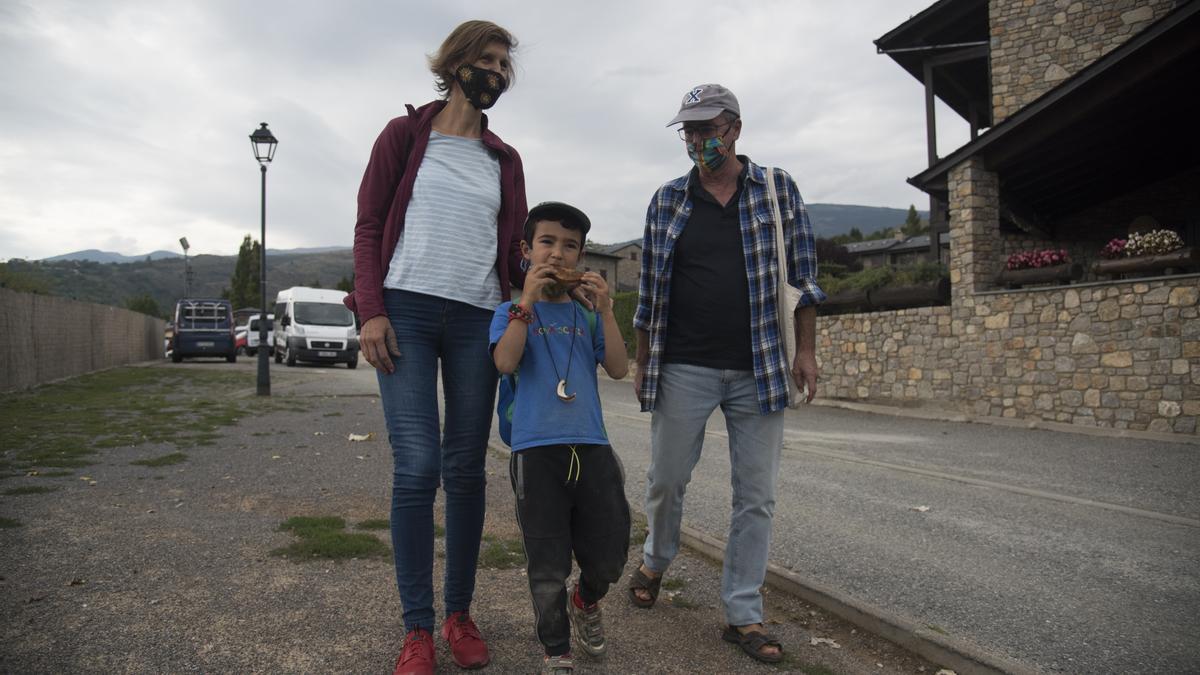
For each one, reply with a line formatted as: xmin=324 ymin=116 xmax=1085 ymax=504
xmin=393 ymin=628 xmax=435 ymax=675
xmin=568 ymin=585 xmax=606 ymax=657
xmin=441 ymin=611 xmax=490 ymax=669
xmin=542 ymin=653 xmax=574 ymax=674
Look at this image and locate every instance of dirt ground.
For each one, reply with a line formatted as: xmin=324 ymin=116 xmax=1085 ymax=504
xmin=0 ymin=363 xmax=947 ymax=674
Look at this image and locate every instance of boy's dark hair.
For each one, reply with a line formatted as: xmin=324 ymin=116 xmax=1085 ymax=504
xmin=522 ymin=201 xmax=591 ymax=247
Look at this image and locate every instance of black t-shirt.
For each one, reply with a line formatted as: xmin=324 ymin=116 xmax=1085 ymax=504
xmin=663 ymin=164 xmax=753 ymax=370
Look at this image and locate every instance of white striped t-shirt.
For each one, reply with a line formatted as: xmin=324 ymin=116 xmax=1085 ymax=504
xmin=383 ymin=131 xmax=502 ymax=310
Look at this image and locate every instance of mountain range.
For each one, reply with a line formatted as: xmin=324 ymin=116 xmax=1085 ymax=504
xmin=5 ymin=203 xmax=925 ymax=316
xmin=34 ymin=204 xmax=924 ymax=265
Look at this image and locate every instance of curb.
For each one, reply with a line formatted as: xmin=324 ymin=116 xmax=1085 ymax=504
xmin=676 ymin=524 xmax=1043 ymax=675
xmin=810 ymin=398 xmax=1200 ymax=446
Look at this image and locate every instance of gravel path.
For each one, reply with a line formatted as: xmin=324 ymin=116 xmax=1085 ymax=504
xmin=1 ymin=361 xmax=941 ymax=674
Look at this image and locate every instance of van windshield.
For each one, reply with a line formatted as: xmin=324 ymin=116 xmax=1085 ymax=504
xmin=294 ymin=302 xmax=354 ymax=327
xmin=250 ymin=317 xmax=274 ymax=331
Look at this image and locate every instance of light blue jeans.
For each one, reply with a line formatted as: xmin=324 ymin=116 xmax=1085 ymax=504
xmin=643 ymin=363 xmax=784 ymax=626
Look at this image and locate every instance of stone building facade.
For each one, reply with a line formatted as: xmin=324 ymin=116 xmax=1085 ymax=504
xmin=830 ymin=1 xmax=1200 ymax=436
xmin=989 ymin=0 xmax=1176 ymax=123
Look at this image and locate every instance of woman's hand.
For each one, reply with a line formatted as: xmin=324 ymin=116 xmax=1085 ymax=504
xmin=360 ymin=315 xmax=401 ymax=374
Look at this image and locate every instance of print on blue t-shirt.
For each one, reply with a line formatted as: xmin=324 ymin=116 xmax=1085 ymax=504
xmin=488 ymin=301 xmax=608 ymax=452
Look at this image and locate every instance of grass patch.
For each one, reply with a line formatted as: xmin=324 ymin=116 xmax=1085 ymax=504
xmin=322 ymin=412 xmax=343 ymax=417
xmin=478 ymin=537 xmax=526 ymax=569
xmin=662 ymin=578 xmax=686 ymax=591
xmin=3 ymin=485 xmax=58 ymax=496
xmin=434 ymin=523 xmax=445 ymax=538
xmin=0 ymin=366 xmax=255 ymax=475
xmin=668 ymin=594 xmax=699 ymax=609
xmin=798 ymin=663 xmax=836 ymax=675
xmin=355 ymin=518 xmax=389 ymax=530
xmin=272 ymin=515 xmax=389 ymax=561
xmin=630 ymin=511 xmax=648 ymax=547
xmin=0 ymin=517 xmax=23 ymax=528
xmin=131 ymin=452 xmax=188 ymax=467
xmin=33 ymin=470 xmax=74 ymax=478
xmin=925 ymin=623 xmax=948 ymax=636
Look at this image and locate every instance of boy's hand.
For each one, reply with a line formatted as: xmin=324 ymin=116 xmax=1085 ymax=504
xmin=580 ymin=271 xmax=613 ymax=314
xmin=521 ymin=263 xmax=557 ymax=305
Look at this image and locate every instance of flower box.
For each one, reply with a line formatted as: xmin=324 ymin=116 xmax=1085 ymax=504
xmin=994 ymin=262 xmax=1083 ymax=288
xmin=1092 ymin=247 xmax=1199 ymax=278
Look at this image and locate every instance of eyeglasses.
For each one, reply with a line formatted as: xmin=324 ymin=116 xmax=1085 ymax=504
xmin=677 ymin=120 xmax=735 ymax=142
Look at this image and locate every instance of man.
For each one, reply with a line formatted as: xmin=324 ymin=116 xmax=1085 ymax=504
xmin=629 ymin=84 xmax=825 ymax=664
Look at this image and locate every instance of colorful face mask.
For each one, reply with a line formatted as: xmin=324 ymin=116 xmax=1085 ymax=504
xmin=454 ymin=64 xmax=507 ymax=110
xmin=687 ymin=135 xmax=729 ymax=172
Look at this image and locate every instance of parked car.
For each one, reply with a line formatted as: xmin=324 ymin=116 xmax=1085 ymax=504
xmin=235 ymin=325 xmax=248 ymax=355
xmin=171 ymin=298 xmax=236 ymax=363
xmin=245 ymin=313 xmax=275 ymax=357
xmin=273 ymin=287 xmax=359 ymax=368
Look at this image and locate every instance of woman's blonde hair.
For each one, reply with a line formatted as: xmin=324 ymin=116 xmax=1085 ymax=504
xmin=428 ymin=20 xmax=518 ymax=98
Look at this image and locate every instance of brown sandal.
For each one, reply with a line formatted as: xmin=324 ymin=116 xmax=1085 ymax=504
xmin=627 ymin=566 xmax=662 ymax=609
xmin=722 ymin=625 xmax=784 ymax=664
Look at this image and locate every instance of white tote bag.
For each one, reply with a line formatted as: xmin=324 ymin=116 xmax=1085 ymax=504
xmin=766 ymin=168 xmax=803 ymax=408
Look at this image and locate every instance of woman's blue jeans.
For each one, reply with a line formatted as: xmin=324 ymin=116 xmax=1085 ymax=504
xmin=377 ymin=289 xmax=497 ymax=633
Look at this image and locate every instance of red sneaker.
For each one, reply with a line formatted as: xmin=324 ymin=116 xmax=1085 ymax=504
xmin=393 ymin=628 xmax=435 ymax=675
xmin=442 ymin=611 xmax=490 ymax=669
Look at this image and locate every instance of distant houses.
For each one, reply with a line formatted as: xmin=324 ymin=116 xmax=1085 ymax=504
xmin=843 ymin=232 xmax=950 ymax=268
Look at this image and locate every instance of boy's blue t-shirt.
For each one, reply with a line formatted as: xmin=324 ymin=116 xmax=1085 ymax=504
xmin=489 ymin=300 xmax=608 ymax=452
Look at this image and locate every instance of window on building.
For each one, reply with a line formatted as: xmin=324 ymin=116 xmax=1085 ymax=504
xmin=629 ymin=251 xmax=638 ymax=260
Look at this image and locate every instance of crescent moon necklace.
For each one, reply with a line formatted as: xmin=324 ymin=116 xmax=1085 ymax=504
xmin=532 ymin=301 xmax=578 ymax=403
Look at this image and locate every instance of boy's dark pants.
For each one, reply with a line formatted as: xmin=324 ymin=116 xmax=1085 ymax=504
xmin=509 ymin=444 xmax=631 ymax=657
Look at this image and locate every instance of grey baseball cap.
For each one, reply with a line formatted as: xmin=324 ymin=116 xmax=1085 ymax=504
xmin=666 ymin=83 xmax=740 ymax=126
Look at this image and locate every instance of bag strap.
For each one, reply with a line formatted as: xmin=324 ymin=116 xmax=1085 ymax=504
xmin=765 ymin=168 xmax=796 ymax=395
xmin=765 ymin=168 xmax=787 ymax=282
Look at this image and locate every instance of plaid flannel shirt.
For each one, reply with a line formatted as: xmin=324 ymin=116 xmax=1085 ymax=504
xmin=634 ymin=158 xmax=826 ymax=414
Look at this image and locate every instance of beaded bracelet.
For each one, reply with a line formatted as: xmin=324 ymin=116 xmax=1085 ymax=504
xmin=508 ymin=303 xmax=534 ymax=324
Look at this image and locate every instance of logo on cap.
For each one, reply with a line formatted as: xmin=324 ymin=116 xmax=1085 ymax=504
xmin=684 ymin=87 xmax=703 ymax=105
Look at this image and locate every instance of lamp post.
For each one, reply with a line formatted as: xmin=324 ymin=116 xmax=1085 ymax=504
xmin=179 ymin=236 xmax=191 ymax=297
xmin=249 ymin=122 xmax=278 ymax=396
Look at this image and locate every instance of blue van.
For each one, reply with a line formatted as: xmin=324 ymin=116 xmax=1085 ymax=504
xmin=171 ymin=298 xmax=237 ymax=363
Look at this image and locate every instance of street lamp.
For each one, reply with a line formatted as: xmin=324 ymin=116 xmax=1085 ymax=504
xmin=179 ymin=236 xmax=191 ymax=297
xmin=249 ymin=122 xmax=278 ymax=396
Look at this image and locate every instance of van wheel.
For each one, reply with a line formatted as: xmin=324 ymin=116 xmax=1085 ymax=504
xmin=171 ymin=352 xmax=183 ymax=363
xmin=227 ymin=353 xmax=237 ymax=363
xmin=286 ymin=349 xmax=296 ymax=367
xmin=347 ymin=357 xmax=358 ymax=369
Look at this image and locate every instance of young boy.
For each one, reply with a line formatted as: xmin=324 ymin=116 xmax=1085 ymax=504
xmin=489 ymin=201 xmax=631 ymax=674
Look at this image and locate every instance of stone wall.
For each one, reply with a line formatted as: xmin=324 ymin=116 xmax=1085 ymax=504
xmin=989 ymin=0 xmax=1175 ymax=124
xmin=818 ymin=277 xmax=1200 ymax=435
xmin=0 ymin=288 xmax=166 ymax=393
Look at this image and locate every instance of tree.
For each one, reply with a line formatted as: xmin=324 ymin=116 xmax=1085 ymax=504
xmin=901 ymin=204 xmax=928 ymax=237
xmin=0 ymin=261 xmax=51 ymax=294
xmin=309 ymin=278 xmax=322 ymax=288
xmin=848 ymin=227 xmax=863 ymax=241
xmin=125 ymin=293 xmax=163 ymax=318
xmin=227 ymin=235 xmax=262 ymax=308
xmin=336 ymin=275 xmax=354 ymax=293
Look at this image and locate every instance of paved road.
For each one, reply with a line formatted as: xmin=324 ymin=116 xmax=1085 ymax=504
xmin=290 ymin=361 xmax=1199 ymax=672
xmin=592 ymin=375 xmax=1200 ymax=674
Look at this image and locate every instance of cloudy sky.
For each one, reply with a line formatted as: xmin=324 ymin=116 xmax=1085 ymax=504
xmin=0 ymin=0 xmax=971 ymax=260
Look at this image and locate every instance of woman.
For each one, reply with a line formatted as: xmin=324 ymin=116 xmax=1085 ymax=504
xmin=345 ymin=20 xmax=526 ymax=675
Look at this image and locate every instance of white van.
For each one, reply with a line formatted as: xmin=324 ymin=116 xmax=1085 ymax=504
xmin=272 ymin=287 xmax=359 ymax=368
xmin=246 ymin=313 xmax=274 ymax=357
